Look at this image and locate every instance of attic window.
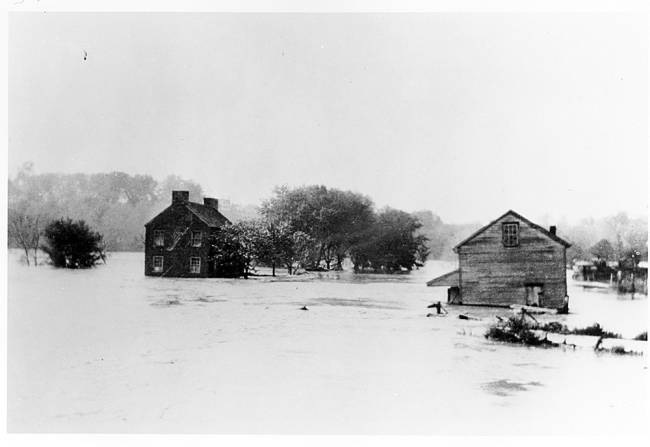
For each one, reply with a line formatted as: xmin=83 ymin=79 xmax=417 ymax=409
xmin=153 ymin=230 xmax=165 ymax=247
xmin=192 ymin=231 xmax=202 ymax=247
xmin=502 ymin=222 xmax=519 ymax=247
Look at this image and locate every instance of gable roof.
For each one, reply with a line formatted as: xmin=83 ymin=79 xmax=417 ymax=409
xmin=453 ymin=210 xmax=571 ymax=252
xmin=185 ymin=202 xmax=231 ymax=227
xmin=426 ymin=269 xmax=459 ymax=287
xmin=145 ymin=201 xmax=231 ymax=228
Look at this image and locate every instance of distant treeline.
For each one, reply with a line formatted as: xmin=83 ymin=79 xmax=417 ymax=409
xmin=555 ymin=214 xmax=648 ymax=264
xmin=7 ymin=163 xmax=258 ymax=252
xmin=7 ymin=164 xmax=475 ymax=264
xmin=9 ymin=163 xmax=645 ymax=266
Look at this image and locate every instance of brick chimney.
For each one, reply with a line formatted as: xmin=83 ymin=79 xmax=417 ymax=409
xmin=203 ymin=197 xmax=219 ymax=210
xmin=172 ymin=190 xmax=189 ymax=204
xmin=549 ymin=225 xmax=557 ymax=236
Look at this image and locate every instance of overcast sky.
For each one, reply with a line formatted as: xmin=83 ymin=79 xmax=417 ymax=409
xmin=9 ymin=13 xmax=647 ymax=223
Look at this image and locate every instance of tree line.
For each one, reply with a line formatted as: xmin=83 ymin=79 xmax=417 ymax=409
xmin=7 ymin=164 xmax=469 ymax=268
xmin=209 ymin=185 xmax=430 ymax=276
xmin=555 ymin=212 xmax=648 ymax=267
xmin=9 ymin=163 xmax=647 ymax=272
xmin=7 ymin=162 xmax=257 ymax=255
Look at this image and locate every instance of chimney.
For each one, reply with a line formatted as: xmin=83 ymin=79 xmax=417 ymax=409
xmin=203 ymin=197 xmax=219 ymax=210
xmin=549 ymin=225 xmax=557 ymax=236
xmin=172 ymin=190 xmax=189 ymax=204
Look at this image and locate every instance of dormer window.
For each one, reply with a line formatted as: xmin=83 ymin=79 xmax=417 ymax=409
xmin=153 ymin=230 xmax=165 ymax=247
xmin=502 ymin=222 xmax=519 ymax=247
xmin=192 ymin=231 xmax=202 ymax=247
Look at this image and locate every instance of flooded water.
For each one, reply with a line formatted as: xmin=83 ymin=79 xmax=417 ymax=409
xmin=7 ymin=251 xmax=648 ymax=434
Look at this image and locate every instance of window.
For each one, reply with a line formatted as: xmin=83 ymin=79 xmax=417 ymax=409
xmin=153 ymin=256 xmax=164 ymax=273
xmin=192 ymin=231 xmax=202 ymax=247
xmin=190 ymin=257 xmax=201 ymax=274
xmin=502 ymin=222 xmax=519 ymax=247
xmin=153 ymin=230 xmax=165 ymax=247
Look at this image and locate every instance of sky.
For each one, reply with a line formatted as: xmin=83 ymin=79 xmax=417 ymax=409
xmin=8 ymin=12 xmax=648 ymax=224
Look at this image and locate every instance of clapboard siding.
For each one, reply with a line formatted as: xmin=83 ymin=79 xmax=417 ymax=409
xmin=457 ymin=212 xmax=567 ymax=308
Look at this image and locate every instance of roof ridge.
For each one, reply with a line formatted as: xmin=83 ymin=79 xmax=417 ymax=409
xmin=452 ymin=210 xmax=571 ymax=252
xmin=185 ymin=201 xmax=231 ymax=227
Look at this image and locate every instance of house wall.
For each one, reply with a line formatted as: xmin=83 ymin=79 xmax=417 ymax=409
xmin=458 ymin=214 xmax=567 ymax=309
xmin=144 ymin=205 xmax=213 ymax=277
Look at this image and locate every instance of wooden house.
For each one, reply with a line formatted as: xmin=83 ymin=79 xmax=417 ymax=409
xmin=427 ymin=210 xmax=571 ymax=310
xmin=144 ymin=191 xmax=231 ymax=277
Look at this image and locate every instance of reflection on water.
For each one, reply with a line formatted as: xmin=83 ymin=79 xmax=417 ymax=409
xmin=481 ymin=379 xmax=544 ymax=397
xmin=7 ymin=251 xmax=648 ymax=434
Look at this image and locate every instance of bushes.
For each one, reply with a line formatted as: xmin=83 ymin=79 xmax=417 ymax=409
xmin=569 ymin=323 xmax=620 ymax=339
xmin=536 ymin=321 xmax=621 ymax=339
xmin=484 ymin=316 xmax=552 ymax=347
xmin=538 ymin=321 xmax=565 ymax=333
xmin=42 ymin=218 xmax=105 ymax=268
xmin=485 ymin=317 xmax=624 ymax=348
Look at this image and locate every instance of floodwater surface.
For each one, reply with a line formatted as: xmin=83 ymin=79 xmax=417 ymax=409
xmin=7 ymin=252 xmax=649 ymax=434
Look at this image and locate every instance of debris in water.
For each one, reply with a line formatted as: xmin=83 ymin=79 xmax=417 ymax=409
xmin=426 ymin=301 xmax=448 ymax=315
xmin=151 ymin=298 xmax=182 ymax=307
xmin=481 ymin=379 xmax=543 ymax=397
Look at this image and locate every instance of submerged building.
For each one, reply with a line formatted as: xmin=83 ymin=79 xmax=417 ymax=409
xmin=427 ymin=210 xmax=571 ymax=310
xmin=144 ymin=191 xmax=231 ymax=277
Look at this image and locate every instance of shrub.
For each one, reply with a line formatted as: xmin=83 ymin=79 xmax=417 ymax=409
xmin=485 ymin=325 xmax=520 ymax=344
xmin=485 ymin=316 xmax=553 ymax=347
xmin=42 ymin=218 xmax=105 ymax=268
xmin=570 ymin=323 xmax=621 ymax=339
xmin=537 ymin=321 xmax=621 ymax=339
xmin=519 ymin=329 xmax=546 ymax=346
xmin=538 ymin=321 xmax=567 ymax=333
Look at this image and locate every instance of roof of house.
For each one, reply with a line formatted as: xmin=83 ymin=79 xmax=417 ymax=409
xmin=185 ymin=202 xmax=231 ymax=227
xmin=145 ymin=201 xmax=231 ymax=228
xmin=426 ymin=269 xmax=459 ymax=287
xmin=452 ymin=209 xmax=571 ymax=253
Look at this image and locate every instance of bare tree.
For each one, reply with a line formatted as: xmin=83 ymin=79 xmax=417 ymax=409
xmin=8 ymin=210 xmax=42 ymax=266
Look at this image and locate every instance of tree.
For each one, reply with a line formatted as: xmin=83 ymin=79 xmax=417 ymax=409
xmin=232 ymin=220 xmax=266 ymax=278
xmin=260 ymin=185 xmax=375 ymax=270
xmin=8 ymin=164 xmax=206 ymax=251
xmin=350 ymin=208 xmax=426 ymax=273
xmin=8 ymin=208 xmax=43 ymax=266
xmin=590 ymin=239 xmax=615 ymax=261
xmin=286 ymin=231 xmax=316 ymax=275
xmin=414 ymin=234 xmax=430 ymax=267
xmin=604 ymin=212 xmax=630 ymax=259
xmin=208 ymin=225 xmax=248 ymax=278
xmin=412 ymin=210 xmax=446 ymax=259
xmin=157 ymin=175 xmax=204 ymax=205
xmin=42 ymin=219 xmax=105 ymax=268
xmin=255 ymin=220 xmax=294 ymax=276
